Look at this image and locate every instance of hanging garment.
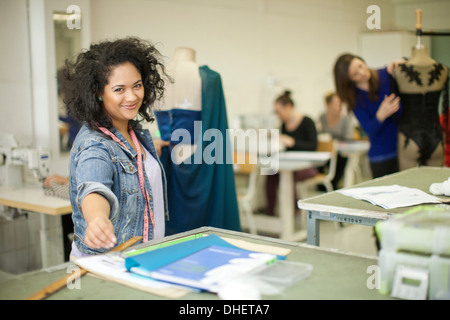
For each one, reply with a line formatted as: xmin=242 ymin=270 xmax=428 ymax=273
xmin=155 ymin=65 xmax=240 ymax=235
xmin=392 ymin=62 xmax=449 ymax=169
xmin=440 ymin=113 xmax=450 ymax=167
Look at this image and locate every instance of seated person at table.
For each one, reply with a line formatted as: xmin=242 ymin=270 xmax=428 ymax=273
xmin=319 ymin=92 xmax=354 ymax=190
xmin=265 ymin=90 xmax=318 ymax=216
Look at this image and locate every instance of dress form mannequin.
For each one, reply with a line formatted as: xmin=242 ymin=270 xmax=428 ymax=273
xmin=408 ymin=45 xmax=436 ymax=67
xmin=392 ymin=45 xmax=449 ymax=169
xmin=163 ymin=47 xmax=202 ymax=112
xmin=157 ymin=56 xmax=241 ymax=235
xmin=159 ymin=47 xmax=202 ymax=163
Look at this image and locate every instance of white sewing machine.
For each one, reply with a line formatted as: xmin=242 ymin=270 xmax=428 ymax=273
xmin=0 ymin=133 xmax=50 ymax=186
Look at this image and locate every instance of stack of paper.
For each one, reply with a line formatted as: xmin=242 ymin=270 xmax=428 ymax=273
xmin=125 ymin=234 xmax=278 ymax=293
xmin=337 ymin=185 xmax=442 ymax=209
xmin=147 ymin=245 xmax=276 ymax=292
xmin=73 ymin=251 xmax=191 ymax=298
xmin=74 ymin=234 xmax=292 ymax=297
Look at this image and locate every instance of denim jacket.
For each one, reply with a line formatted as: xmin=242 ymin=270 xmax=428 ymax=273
xmin=69 ymin=124 xmax=169 ymax=255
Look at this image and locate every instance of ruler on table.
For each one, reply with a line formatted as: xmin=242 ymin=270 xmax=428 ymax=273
xmin=26 ymin=236 xmax=142 ymax=300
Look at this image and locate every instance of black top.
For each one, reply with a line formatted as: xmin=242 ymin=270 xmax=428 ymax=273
xmin=393 ymin=63 xmax=449 ymax=165
xmin=398 ymin=90 xmax=444 ymax=164
xmin=281 ymin=116 xmax=318 ymax=152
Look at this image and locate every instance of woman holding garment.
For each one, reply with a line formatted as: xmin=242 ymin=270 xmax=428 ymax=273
xmin=334 ymin=54 xmax=402 ymax=178
xmin=64 ymin=37 xmax=170 ymax=258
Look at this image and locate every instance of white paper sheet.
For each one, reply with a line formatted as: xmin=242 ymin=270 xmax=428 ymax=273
xmin=337 ymin=185 xmax=442 ymax=209
xmin=74 ymin=252 xmax=191 ymax=298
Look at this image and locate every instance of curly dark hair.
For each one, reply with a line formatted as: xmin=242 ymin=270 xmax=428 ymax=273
xmin=63 ymin=37 xmax=167 ymax=130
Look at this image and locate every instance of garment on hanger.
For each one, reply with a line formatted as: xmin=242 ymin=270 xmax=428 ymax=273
xmin=155 ymin=65 xmax=240 ymax=235
xmin=392 ymin=51 xmax=449 ymax=169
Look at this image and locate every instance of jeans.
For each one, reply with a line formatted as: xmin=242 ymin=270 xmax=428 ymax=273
xmin=369 ymin=157 xmax=399 ymax=179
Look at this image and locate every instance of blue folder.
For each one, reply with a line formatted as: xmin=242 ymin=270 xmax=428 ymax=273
xmin=125 ymin=234 xmax=238 ymax=274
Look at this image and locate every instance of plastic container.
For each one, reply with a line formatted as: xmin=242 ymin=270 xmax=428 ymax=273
xmin=378 ymin=249 xmax=450 ymax=300
xmin=252 ymin=260 xmax=313 ymax=287
xmin=430 ymin=255 xmax=450 ymax=300
xmin=377 ymin=206 xmax=450 ymax=299
xmin=232 ymin=260 xmax=314 ymax=296
xmin=376 ymin=206 xmax=450 ymax=255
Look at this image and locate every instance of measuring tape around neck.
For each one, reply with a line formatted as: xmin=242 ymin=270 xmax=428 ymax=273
xmin=97 ymin=125 xmax=154 ymax=242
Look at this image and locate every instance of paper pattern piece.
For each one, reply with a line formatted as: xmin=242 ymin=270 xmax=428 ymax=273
xmin=74 ymin=252 xmax=191 ymax=298
xmin=337 ymin=185 xmax=442 ymax=209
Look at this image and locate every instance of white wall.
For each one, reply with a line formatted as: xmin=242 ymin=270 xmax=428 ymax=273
xmin=393 ymin=0 xmax=450 ymax=31
xmin=0 ymin=0 xmax=34 ymax=147
xmin=359 ymin=31 xmax=431 ymax=69
xmin=1 ymin=0 xmax=92 ymax=176
xmin=2 ymin=0 xmax=449 ymax=165
xmin=90 ymin=0 xmax=396 ymax=124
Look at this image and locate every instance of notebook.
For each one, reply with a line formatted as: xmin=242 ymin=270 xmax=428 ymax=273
xmin=125 ymin=234 xmax=279 ymax=292
xmin=142 ymin=245 xmax=276 ymax=292
xmin=125 ymin=234 xmax=238 ymax=274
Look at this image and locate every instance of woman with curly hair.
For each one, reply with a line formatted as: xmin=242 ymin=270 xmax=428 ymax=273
xmin=64 ymin=37 xmax=170 ymax=257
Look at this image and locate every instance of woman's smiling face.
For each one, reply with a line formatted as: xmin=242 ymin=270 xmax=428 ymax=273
xmin=100 ymin=61 xmax=144 ymax=130
xmin=348 ymin=58 xmax=371 ymax=84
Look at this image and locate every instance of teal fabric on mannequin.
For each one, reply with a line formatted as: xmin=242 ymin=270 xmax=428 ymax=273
xmin=157 ymin=65 xmax=240 ymax=235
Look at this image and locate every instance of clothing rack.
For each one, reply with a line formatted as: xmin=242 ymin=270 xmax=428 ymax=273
xmin=420 ymin=31 xmax=450 ymax=37
xmin=415 ymin=9 xmax=450 ymax=49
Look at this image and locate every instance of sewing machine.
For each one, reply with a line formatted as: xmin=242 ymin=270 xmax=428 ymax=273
xmin=0 ymin=133 xmax=50 ymax=187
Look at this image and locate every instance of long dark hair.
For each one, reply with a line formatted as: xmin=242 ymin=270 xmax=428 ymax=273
xmin=333 ymin=53 xmax=379 ymax=111
xmin=62 ymin=37 xmax=167 ymax=130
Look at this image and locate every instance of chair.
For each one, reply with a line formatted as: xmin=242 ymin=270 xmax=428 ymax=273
xmin=297 ymin=139 xmax=338 ymax=199
xmin=233 ymin=152 xmax=258 ymax=234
